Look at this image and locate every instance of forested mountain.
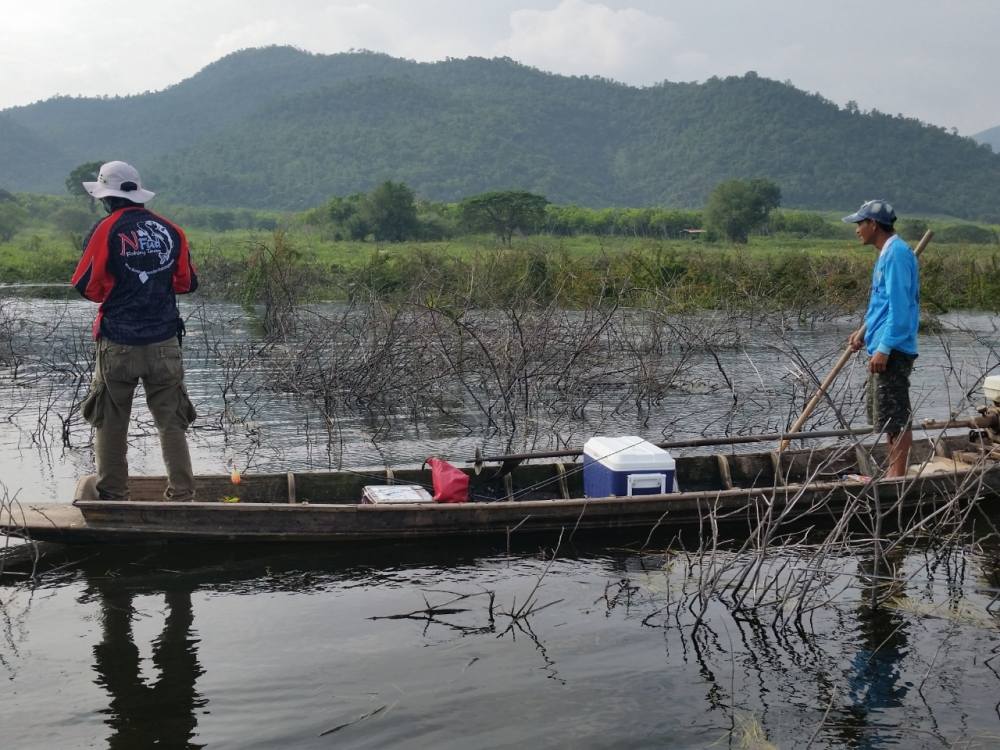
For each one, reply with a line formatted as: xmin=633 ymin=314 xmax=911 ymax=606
xmin=3 ymin=46 xmax=999 ymax=219
xmin=0 ymin=115 xmax=73 ymax=193
xmin=974 ymin=124 xmax=1000 ymax=153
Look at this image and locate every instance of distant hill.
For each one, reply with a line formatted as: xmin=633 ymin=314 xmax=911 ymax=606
xmin=974 ymin=124 xmax=1000 ymax=153
xmin=0 ymin=114 xmax=73 ymax=193
xmin=3 ymin=46 xmax=1000 ymax=219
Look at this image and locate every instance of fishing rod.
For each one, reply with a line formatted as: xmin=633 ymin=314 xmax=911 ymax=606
xmin=470 ymin=413 xmax=999 ymax=467
xmin=472 ymin=425 xmax=876 ymax=466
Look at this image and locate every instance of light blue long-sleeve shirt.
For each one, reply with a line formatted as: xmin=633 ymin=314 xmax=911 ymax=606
xmin=864 ymin=235 xmax=920 ymax=356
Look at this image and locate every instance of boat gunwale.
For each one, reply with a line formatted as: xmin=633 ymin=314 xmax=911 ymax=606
xmin=70 ymin=473 xmax=947 ymax=513
xmin=67 ymin=432 xmax=987 ymax=508
xmin=5 ymin=433 xmax=991 ymax=543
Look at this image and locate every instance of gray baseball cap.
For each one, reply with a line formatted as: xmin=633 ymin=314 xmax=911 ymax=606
xmin=842 ymin=199 xmax=896 ymax=225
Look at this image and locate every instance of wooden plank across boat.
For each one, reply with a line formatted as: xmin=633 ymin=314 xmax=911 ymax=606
xmin=3 ymin=433 xmax=999 ymax=544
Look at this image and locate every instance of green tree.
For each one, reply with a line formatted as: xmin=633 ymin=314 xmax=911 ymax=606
xmin=897 ymin=218 xmax=929 ymax=243
xmin=65 ymin=161 xmax=104 ymax=212
xmin=303 ymin=193 xmax=365 ymax=239
xmin=460 ymin=190 xmax=549 ymax=245
xmin=0 ymin=200 xmax=28 ymax=242
xmin=326 ymin=194 xmax=364 ymax=224
xmin=51 ymin=205 xmax=94 ymax=233
xmin=935 ymin=223 xmax=999 ymax=244
xmin=361 ymin=180 xmax=418 ymax=242
xmin=705 ymin=178 xmax=782 ymax=243
xmin=207 ymin=210 xmax=236 ymax=232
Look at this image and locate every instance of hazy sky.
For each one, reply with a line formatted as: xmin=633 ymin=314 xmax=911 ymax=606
xmin=2 ymin=0 xmax=997 ymax=135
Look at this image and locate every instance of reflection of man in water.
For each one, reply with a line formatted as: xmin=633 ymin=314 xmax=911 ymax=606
xmin=838 ymin=552 xmax=910 ymax=749
xmin=89 ymin=578 xmax=205 ymax=748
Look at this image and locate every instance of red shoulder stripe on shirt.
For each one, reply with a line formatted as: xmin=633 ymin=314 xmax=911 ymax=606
xmin=70 ymin=210 xmax=129 ymax=302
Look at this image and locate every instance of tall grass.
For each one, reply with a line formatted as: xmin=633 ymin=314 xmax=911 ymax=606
xmin=0 ymin=229 xmax=79 ymax=284
xmin=6 ymin=227 xmax=1000 ymax=313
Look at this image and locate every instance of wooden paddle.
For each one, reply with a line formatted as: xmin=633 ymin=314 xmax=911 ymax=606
xmin=779 ymin=229 xmax=934 ymax=451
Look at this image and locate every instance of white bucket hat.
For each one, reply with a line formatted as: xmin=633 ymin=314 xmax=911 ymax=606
xmin=82 ymin=160 xmax=156 ymax=203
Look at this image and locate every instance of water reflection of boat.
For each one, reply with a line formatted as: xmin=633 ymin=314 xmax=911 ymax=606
xmin=4 ymin=419 xmax=1000 ymax=544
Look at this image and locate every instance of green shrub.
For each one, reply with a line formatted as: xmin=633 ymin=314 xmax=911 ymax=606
xmin=51 ymin=205 xmax=95 ymax=234
xmin=935 ymin=224 xmax=998 ymax=244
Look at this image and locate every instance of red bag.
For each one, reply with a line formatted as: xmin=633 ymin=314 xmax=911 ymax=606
xmin=426 ymin=457 xmax=470 ymax=503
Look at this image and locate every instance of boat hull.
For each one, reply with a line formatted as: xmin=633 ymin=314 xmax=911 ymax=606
xmin=4 ymin=436 xmax=998 ymax=544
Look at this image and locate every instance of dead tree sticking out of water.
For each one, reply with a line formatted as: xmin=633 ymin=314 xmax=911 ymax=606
xmin=632 ymin=436 xmax=998 ymax=639
xmin=240 ymin=232 xmax=309 ymax=340
xmin=0 ymin=483 xmax=29 ymax=578
xmin=0 ymin=297 xmax=26 ymax=380
xmin=0 ymin=300 xmax=95 ymax=448
xmin=619 ymin=337 xmax=999 ymax=635
xmin=257 ymin=274 xmax=751 ymax=460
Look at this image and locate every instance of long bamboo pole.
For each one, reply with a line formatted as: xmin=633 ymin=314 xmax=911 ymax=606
xmin=472 ymin=425 xmax=877 ymax=465
xmin=470 ymin=411 xmax=995 ymax=468
xmin=779 ymin=229 xmax=934 ymax=451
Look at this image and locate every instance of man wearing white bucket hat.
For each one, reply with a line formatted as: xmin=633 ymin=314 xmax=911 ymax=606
xmin=72 ymin=161 xmax=199 ymax=501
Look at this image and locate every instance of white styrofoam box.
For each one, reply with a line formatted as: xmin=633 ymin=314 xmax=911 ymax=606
xmin=582 ymin=436 xmax=675 ymax=498
xmin=361 ymin=485 xmax=433 ymax=504
xmin=984 ymin=375 xmax=1000 ymax=404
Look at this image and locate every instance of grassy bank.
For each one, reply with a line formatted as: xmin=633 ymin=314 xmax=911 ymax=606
xmin=3 ymin=224 xmax=1000 ymax=314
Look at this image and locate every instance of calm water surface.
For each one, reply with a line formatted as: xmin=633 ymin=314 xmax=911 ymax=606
xmin=2 ymin=295 xmax=999 ymax=748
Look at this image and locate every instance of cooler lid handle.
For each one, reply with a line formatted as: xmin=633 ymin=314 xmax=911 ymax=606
xmin=627 ymin=473 xmax=666 ymax=495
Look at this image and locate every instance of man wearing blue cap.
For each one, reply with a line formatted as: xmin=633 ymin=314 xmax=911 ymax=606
xmin=843 ymin=199 xmax=919 ymax=477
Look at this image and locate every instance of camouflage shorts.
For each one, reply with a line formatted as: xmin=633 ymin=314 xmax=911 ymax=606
xmin=867 ymin=350 xmax=916 ymax=434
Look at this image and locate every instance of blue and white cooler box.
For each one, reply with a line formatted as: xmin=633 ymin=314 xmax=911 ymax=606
xmin=583 ymin=436 xmax=676 ymax=498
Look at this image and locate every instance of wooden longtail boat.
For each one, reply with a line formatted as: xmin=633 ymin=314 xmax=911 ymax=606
xmin=3 ymin=420 xmax=1000 ymax=545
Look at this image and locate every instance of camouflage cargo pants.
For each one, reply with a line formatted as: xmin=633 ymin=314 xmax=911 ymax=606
xmin=867 ymin=350 xmax=916 ymax=434
xmin=81 ymin=337 xmax=198 ymax=501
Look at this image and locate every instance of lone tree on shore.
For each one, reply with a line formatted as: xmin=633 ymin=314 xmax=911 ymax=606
xmin=0 ymin=189 xmax=28 ymax=242
xmin=460 ymin=190 xmax=548 ymax=246
xmin=65 ymin=161 xmax=104 ymax=212
xmin=705 ymin=178 xmax=781 ymax=243
xmin=361 ymin=180 xmax=419 ymax=242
